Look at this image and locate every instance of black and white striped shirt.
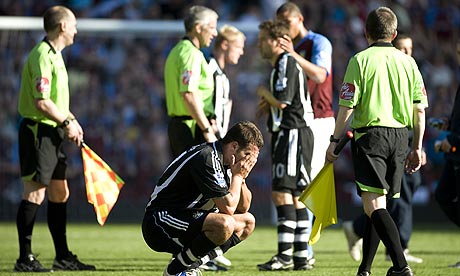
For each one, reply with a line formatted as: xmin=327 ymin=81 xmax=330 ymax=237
xmin=209 ymin=57 xmax=231 ymax=138
xmin=268 ymin=52 xmax=314 ymax=133
xmin=145 ymin=141 xmax=229 ymax=211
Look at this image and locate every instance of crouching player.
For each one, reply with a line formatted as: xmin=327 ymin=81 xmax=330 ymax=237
xmin=142 ymin=121 xmax=264 ymax=276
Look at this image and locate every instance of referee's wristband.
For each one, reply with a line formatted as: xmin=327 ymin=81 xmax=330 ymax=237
xmin=330 ymin=135 xmax=340 ymax=143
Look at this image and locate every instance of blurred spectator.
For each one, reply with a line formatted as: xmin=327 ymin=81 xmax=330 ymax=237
xmin=0 ymin=0 xmax=458 ymax=224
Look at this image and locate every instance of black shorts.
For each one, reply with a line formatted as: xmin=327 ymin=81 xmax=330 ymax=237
xmin=142 ymin=209 xmax=212 ymax=255
xmin=168 ymin=117 xmax=205 ymax=158
xmin=351 ymin=127 xmax=408 ymax=198
xmin=271 ymin=127 xmax=313 ymax=196
xmin=18 ymin=118 xmax=67 ymax=185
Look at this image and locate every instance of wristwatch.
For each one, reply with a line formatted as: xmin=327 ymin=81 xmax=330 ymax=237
xmin=203 ymin=126 xmax=212 ymax=133
xmin=330 ymin=135 xmax=340 ymax=143
xmin=60 ymin=119 xmax=70 ymax=128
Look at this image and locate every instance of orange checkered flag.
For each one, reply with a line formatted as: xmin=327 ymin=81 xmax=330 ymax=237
xmin=81 ymin=143 xmax=124 ymax=226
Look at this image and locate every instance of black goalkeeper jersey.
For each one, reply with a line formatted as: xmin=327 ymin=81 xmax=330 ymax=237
xmin=145 ymin=141 xmax=230 ymax=211
xmin=267 ymin=52 xmax=314 ymax=133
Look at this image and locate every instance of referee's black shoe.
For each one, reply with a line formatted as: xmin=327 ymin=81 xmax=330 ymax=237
xmin=386 ymin=265 xmax=413 ymax=276
xmin=52 ymin=252 xmax=96 ymax=271
xmin=14 ymin=254 xmax=53 ymax=272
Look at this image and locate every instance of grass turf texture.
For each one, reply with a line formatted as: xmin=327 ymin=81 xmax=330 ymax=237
xmin=0 ymin=223 xmax=459 ymax=275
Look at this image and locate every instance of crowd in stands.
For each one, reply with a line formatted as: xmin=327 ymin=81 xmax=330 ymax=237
xmin=0 ymin=0 xmax=459 ymax=221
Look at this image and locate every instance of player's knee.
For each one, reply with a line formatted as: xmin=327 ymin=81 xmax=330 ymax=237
xmin=240 ymin=212 xmax=255 ymax=240
xmin=220 ymin=215 xmax=236 ymax=233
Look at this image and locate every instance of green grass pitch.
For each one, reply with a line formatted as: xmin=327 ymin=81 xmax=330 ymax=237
xmin=0 ymin=223 xmax=459 ymax=275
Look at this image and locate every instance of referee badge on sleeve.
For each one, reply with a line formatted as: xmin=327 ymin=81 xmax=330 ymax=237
xmin=340 ymin=82 xmax=355 ymax=100
xmin=35 ymin=77 xmax=50 ymax=93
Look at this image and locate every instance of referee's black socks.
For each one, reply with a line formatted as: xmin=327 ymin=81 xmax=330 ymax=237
xmin=16 ymin=200 xmax=40 ymax=260
xmin=371 ymin=208 xmax=407 ymax=270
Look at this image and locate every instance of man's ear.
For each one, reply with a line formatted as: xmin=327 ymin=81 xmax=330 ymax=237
xmin=59 ymin=21 xmax=66 ymax=33
xmin=221 ymin=39 xmax=229 ymax=51
xmin=232 ymin=141 xmax=239 ymax=153
xmin=391 ymin=30 xmax=398 ymax=41
xmin=195 ymin=23 xmax=202 ymax=34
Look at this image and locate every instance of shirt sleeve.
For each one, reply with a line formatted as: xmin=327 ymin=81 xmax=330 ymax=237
xmin=311 ymin=35 xmax=332 ymax=75
xmin=275 ymin=55 xmax=299 ymax=105
xmin=179 ymin=48 xmax=202 ymax=94
xmin=30 ymin=52 xmax=52 ymax=100
xmin=339 ymin=56 xmax=361 ymax=108
xmin=411 ymin=60 xmax=428 ymax=108
xmin=189 ymin=148 xmax=229 ymax=199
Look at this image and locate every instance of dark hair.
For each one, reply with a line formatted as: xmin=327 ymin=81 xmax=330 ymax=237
xmin=276 ymin=2 xmax=302 ymax=17
xmin=258 ymin=20 xmax=290 ymax=40
xmin=43 ymin=6 xmax=72 ymax=33
xmin=365 ymin=7 xmax=397 ymax=41
xmin=222 ymin=121 xmax=264 ymax=150
xmin=393 ymin=33 xmax=411 ymax=44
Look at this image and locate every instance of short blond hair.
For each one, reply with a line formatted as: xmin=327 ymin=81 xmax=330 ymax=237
xmin=214 ymin=25 xmax=245 ymax=49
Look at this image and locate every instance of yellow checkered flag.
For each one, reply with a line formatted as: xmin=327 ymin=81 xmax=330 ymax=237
xmin=81 ymin=143 xmax=124 ymax=226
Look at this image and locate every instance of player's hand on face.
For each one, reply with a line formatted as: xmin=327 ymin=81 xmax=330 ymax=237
xmin=231 ymin=150 xmax=259 ymax=179
xmin=279 ymin=35 xmax=294 ymax=53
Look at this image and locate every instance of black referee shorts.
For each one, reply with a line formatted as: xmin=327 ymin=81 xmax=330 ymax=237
xmin=18 ymin=118 xmax=67 ymax=186
xmin=351 ymin=127 xmax=408 ymax=198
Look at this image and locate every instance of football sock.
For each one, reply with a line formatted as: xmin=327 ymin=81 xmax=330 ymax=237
xmin=192 ymin=234 xmax=241 ymax=268
xmin=353 ymin=213 xmax=366 ymax=238
xmin=220 ymin=233 xmax=241 ymax=253
xmin=371 ymin=208 xmax=407 ymax=270
xmin=16 ymin=200 xmax=40 ymax=260
xmin=167 ymin=232 xmax=216 ymax=274
xmin=293 ymin=208 xmax=308 ymax=265
xmin=276 ymin=204 xmax=296 ymax=262
xmin=47 ymin=201 xmax=69 ymax=259
xmin=358 ymin=215 xmax=379 ymax=273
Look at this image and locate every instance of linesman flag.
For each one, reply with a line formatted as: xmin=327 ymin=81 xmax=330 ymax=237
xmin=81 ymin=143 xmax=124 ymax=226
xmin=299 ymin=162 xmax=337 ymax=245
xmin=299 ymin=131 xmax=353 ymax=244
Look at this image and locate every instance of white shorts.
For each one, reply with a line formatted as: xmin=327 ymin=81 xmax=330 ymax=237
xmin=310 ymin=117 xmax=335 ymax=179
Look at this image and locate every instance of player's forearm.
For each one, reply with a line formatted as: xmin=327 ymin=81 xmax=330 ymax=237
xmin=290 ymin=50 xmax=327 ymax=83
xmin=260 ymin=91 xmax=286 ymax=109
xmin=35 ymin=98 xmax=68 ymax=124
xmin=332 ymin=106 xmax=353 ymax=138
xmin=182 ymin=92 xmax=212 ymax=131
xmin=236 ymin=180 xmax=252 ymax=213
xmin=412 ymin=107 xmax=426 ymax=150
xmin=218 ymin=174 xmax=245 ymax=215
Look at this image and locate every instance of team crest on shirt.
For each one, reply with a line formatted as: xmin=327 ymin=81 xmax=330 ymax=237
xmin=340 ymin=82 xmax=355 ymax=100
xmin=213 ymin=172 xmax=227 ymax=188
xmin=181 ymin=70 xmax=192 ymax=85
xmin=35 ymin=77 xmax=50 ymax=93
xmin=192 ymin=210 xmax=204 ymax=219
